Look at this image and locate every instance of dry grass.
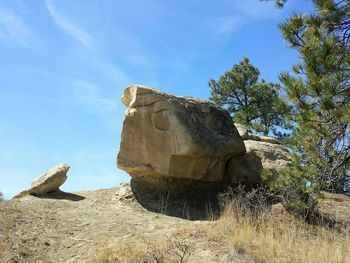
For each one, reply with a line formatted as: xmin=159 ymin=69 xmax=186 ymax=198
xmin=91 ymin=234 xmax=193 ymax=263
xmin=0 ymin=199 xmax=13 ymax=263
xmin=0 ymin=244 xmax=12 ymax=263
xmin=91 ymin=242 xmax=147 ymax=263
xmin=204 ymin=201 xmax=350 ymax=263
xmin=91 ymin=188 xmax=350 ymax=263
xmin=2 ymin=186 xmax=349 ymax=263
xmin=0 ymin=199 xmax=57 ymax=263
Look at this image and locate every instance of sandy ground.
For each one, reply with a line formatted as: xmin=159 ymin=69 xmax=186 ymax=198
xmin=0 ymin=183 xmax=252 ymax=263
xmin=1 ymin=183 xmax=349 ymax=263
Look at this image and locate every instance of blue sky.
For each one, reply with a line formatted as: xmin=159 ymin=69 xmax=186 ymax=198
xmin=0 ymin=0 xmax=313 ymax=198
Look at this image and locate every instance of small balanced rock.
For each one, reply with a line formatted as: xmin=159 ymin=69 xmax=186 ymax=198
xmin=14 ymin=163 xmax=69 ymax=198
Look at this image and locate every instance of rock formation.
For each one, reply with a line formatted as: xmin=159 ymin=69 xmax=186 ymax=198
xmin=234 ymin=123 xmax=249 ymax=140
xmin=117 ymin=85 xmax=291 ymax=195
xmin=226 ymin=140 xmax=291 ymax=185
xmin=227 ymin=123 xmax=291 ymax=185
xmin=235 ymin=123 xmax=281 ymax=145
xmin=117 ymin=84 xmax=246 ymax=185
xmin=15 ymin=163 xmax=69 ymax=197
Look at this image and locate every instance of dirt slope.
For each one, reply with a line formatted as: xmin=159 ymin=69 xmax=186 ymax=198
xmin=1 ymin=183 xmax=349 ymax=263
xmin=0 ymin=184 xmax=251 ymax=263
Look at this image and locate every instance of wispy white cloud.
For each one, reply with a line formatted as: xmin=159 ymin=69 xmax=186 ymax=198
xmin=0 ymin=7 xmax=34 ymax=47
xmin=45 ymin=0 xmax=94 ymax=49
xmin=44 ymin=1 xmax=130 ymax=105
xmin=209 ymin=0 xmax=280 ymax=36
xmin=91 ymin=57 xmax=129 ymax=87
xmin=210 ymin=16 xmax=240 ymax=35
xmin=44 ymin=0 xmax=153 ymax=72
xmin=231 ymin=0 xmax=280 ymax=19
xmin=73 ymin=80 xmax=116 ymax=113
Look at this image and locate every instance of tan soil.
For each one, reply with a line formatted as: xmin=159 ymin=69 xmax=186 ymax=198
xmin=0 ymin=183 xmax=251 ymax=263
xmin=1 ymin=183 xmax=349 ymax=263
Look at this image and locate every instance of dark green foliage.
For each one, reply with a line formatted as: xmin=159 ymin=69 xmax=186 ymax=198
xmin=209 ymin=57 xmax=290 ymax=136
xmin=0 ymin=192 xmax=3 ymax=201
xmin=277 ymin=0 xmax=350 ymax=199
xmin=268 ymin=155 xmax=321 ymax=217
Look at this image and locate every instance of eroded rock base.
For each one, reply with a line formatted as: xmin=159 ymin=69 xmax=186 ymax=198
xmin=130 ymin=176 xmax=225 ymax=220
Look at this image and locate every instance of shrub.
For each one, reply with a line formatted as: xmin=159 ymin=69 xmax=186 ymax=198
xmin=204 ymin=187 xmax=350 ymax=263
xmin=91 ymin=235 xmax=193 ymax=263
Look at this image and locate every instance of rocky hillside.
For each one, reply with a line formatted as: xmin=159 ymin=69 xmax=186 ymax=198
xmin=1 ymin=85 xmax=349 ymax=262
xmin=1 ymin=183 xmax=350 ymax=263
xmin=0 ymin=184 xmax=255 ymax=263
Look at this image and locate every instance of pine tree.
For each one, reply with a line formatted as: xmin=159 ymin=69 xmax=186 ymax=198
xmin=279 ymin=0 xmax=350 ymax=194
xmin=209 ymin=57 xmax=290 ymax=136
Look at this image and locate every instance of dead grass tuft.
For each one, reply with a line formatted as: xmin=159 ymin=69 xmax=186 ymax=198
xmin=92 ymin=242 xmax=146 ymax=263
xmin=204 ymin=195 xmax=350 ymax=263
xmin=91 ymin=233 xmax=193 ymax=263
xmin=0 ymin=200 xmax=13 ymax=263
xmin=0 ymin=244 xmax=12 ymax=263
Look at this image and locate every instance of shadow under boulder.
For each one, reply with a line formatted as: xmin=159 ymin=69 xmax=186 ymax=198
xmin=130 ymin=176 xmax=225 ymax=220
xmin=35 ymin=190 xmax=86 ymax=202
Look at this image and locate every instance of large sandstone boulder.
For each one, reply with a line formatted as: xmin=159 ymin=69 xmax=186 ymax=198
xmin=226 ymin=140 xmax=291 ymax=185
xmin=29 ymin=163 xmax=69 ymax=195
xmin=117 ymin=84 xmax=246 ymax=183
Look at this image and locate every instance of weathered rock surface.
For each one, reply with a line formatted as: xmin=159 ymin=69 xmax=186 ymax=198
xmin=234 ymin=123 xmax=249 ymax=140
xmin=258 ymin=135 xmax=281 ymax=145
xmin=235 ymin=123 xmax=281 ymax=145
xmin=226 ymin=140 xmax=291 ymax=185
xmin=117 ymin=84 xmax=246 ymax=183
xmin=247 ymin=133 xmax=281 ymax=145
xmin=117 ymin=87 xmax=289 ymax=190
xmin=29 ymin=163 xmax=69 ymax=195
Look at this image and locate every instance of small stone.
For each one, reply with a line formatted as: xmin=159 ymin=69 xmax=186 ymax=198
xmin=28 ymin=163 xmax=69 ymax=196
